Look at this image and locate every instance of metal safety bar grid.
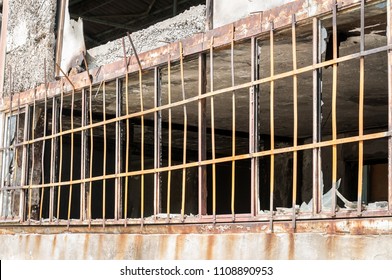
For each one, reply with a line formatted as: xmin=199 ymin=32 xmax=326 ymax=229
xmin=0 ymin=0 xmax=391 ymax=228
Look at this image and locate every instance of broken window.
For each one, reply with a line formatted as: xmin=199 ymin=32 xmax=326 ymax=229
xmin=0 ymin=112 xmax=25 ymax=219
xmin=0 ymin=0 xmax=391 ymax=227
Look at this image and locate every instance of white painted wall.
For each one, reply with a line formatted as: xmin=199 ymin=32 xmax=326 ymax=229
xmin=214 ymin=0 xmax=295 ymax=28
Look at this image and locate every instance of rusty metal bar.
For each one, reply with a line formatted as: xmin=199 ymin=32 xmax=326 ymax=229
xmin=127 ymin=32 xmax=142 ymax=72
xmin=20 ymin=104 xmax=29 ymax=222
xmin=121 ymin=37 xmax=129 ymax=225
xmin=88 ymin=81 xmax=94 ymax=225
xmin=139 ymin=69 xmax=145 ymax=224
xmin=49 ymin=95 xmax=57 ymax=223
xmin=39 ymin=61 xmax=48 ymax=223
xmin=67 ymin=84 xmax=75 ymax=225
xmin=250 ymin=36 xmax=260 ymax=217
xmin=103 ymin=81 xmax=107 ymax=227
xmin=210 ymin=37 xmax=217 ymax=221
xmin=198 ymin=53 xmax=207 ymax=216
xmin=28 ymin=88 xmax=37 ymax=223
xmin=292 ymin=14 xmax=298 ymax=228
xmin=55 ymin=63 xmax=75 ymax=90
xmin=80 ymin=88 xmax=87 ymax=221
xmin=154 ymin=67 xmax=162 ymax=218
xmin=231 ymin=24 xmax=236 ymax=221
xmin=357 ymin=0 xmax=365 ymax=215
xmin=269 ymin=22 xmax=275 ymax=231
xmin=13 ymin=89 xmax=21 ymax=220
xmin=313 ymin=17 xmax=322 ymax=215
xmin=388 ymin=0 xmax=392 ymax=212
xmin=57 ymin=80 xmax=64 ymax=222
xmin=179 ymin=42 xmax=188 ymax=221
xmin=167 ymin=49 xmax=172 ymax=220
xmin=82 ymin=55 xmax=92 ymax=222
xmin=115 ymin=78 xmax=123 ymax=221
xmin=331 ymin=2 xmax=338 ymax=216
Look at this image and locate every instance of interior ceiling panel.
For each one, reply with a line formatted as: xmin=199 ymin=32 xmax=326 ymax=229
xmin=69 ymin=0 xmax=205 ymax=48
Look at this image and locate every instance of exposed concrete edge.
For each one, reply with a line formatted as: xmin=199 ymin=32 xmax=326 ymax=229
xmin=1 ymin=217 xmax=392 ymax=235
xmin=1 ymin=231 xmax=392 ymax=259
xmin=0 ymin=0 xmax=374 ymax=109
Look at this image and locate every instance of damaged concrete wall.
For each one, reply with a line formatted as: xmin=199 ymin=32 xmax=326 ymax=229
xmin=214 ymin=0 xmax=295 ymax=28
xmin=3 ymin=0 xmax=57 ymax=94
xmin=1 ymin=226 xmax=392 ymax=259
xmin=87 ymin=5 xmax=206 ymax=70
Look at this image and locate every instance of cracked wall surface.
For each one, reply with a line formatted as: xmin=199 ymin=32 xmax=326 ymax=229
xmin=3 ymin=0 xmax=56 ymax=95
xmin=87 ymin=5 xmax=206 ymax=70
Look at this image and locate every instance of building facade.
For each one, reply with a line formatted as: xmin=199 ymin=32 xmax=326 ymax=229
xmin=0 ymin=0 xmax=392 ymax=259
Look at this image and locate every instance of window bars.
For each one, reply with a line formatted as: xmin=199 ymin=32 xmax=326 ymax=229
xmin=0 ymin=0 xmax=391 ymax=228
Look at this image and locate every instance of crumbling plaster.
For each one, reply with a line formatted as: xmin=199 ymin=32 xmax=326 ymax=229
xmin=3 ymin=0 xmax=56 ymax=94
xmin=1 ymin=228 xmax=392 ymax=259
xmin=87 ymin=5 xmax=206 ymax=70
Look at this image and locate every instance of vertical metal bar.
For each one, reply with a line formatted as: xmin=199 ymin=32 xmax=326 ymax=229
xmin=124 ymin=70 xmax=129 ymax=226
xmin=82 ymin=55 xmax=92 ymax=224
xmin=387 ymin=0 xmax=392 ymax=212
xmin=269 ymin=22 xmax=275 ymax=231
xmin=80 ymin=89 xmax=87 ymax=221
xmin=357 ymin=0 xmax=365 ymax=215
xmin=115 ymin=78 xmax=123 ymax=221
xmin=250 ymin=36 xmax=259 ymax=217
xmin=331 ymin=2 xmax=338 ymax=216
xmin=49 ymin=96 xmax=57 ymax=222
xmin=6 ymin=65 xmax=14 ymax=219
xmin=210 ymin=37 xmax=216 ymax=221
xmin=154 ymin=67 xmax=162 ymax=218
xmin=198 ymin=53 xmax=207 ymax=216
xmin=39 ymin=62 xmax=48 ymax=223
xmin=20 ymin=104 xmax=29 ymax=222
xmin=317 ymin=22 xmax=323 ymax=214
xmin=312 ymin=18 xmax=321 ymax=215
xmin=231 ymin=24 xmax=236 ymax=221
xmin=67 ymin=86 xmax=75 ymax=225
xmin=88 ymin=83 xmax=94 ymax=225
xmin=167 ymin=49 xmax=172 ymax=220
xmin=28 ymin=88 xmax=37 ymax=223
xmin=121 ymin=39 xmax=128 ymax=225
xmin=57 ymin=80 xmax=64 ymax=222
xmin=179 ymin=42 xmax=188 ymax=221
xmin=12 ymin=89 xmax=21 ymax=220
xmin=139 ymin=69 xmax=145 ymax=224
xmin=103 ymin=82 xmax=107 ymax=227
xmin=292 ymin=15 xmax=298 ymax=228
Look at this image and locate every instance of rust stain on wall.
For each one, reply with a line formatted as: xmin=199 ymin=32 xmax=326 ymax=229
xmin=206 ymin=234 xmax=216 ymax=260
xmin=51 ymin=235 xmax=57 ymax=257
xmin=288 ymin=233 xmax=295 ymax=260
xmin=83 ymin=234 xmax=90 ymax=259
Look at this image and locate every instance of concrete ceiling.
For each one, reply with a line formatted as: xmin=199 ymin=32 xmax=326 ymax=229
xmin=60 ymin=2 xmax=388 ymax=157
xmin=69 ymin=0 xmax=205 ymax=48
